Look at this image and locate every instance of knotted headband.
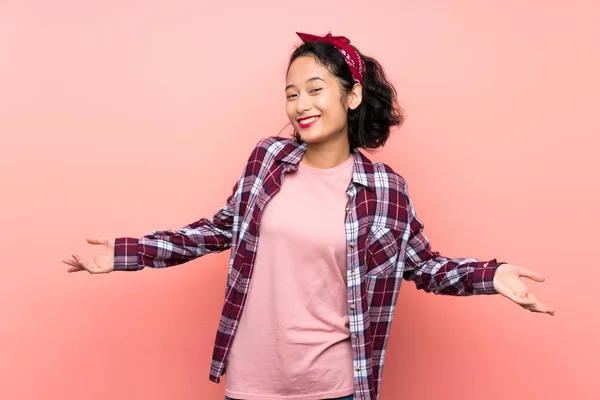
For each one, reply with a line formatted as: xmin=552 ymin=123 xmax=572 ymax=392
xmin=296 ymin=31 xmax=366 ymax=85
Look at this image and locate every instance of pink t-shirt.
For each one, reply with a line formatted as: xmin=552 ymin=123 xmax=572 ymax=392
xmin=224 ymin=154 xmax=355 ymax=400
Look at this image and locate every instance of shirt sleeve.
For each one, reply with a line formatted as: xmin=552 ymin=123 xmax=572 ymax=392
xmin=401 ymin=183 xmax=504 ymax=295
xmin=113 ymin=179 xmax=240 ymax=271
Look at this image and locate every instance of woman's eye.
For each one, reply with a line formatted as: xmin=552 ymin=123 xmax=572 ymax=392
xmin=286 ymin=89 xmax=320 ymax=99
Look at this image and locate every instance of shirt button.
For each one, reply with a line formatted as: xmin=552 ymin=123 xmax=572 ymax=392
xmin=351 ymin=269 xmax=357 ymax=276
xmin=354 ymin=367 xmax=360 ymax=372
xmin=346 ymin=208 xmax=352 ymax=215
xmin=349 ymin=242 xmax=356 ymax=248
xmin=352 ymin=333 xmax=358 ymax=339
xmin=483 ymin=262 xmax=488 ymax=268
xmin=349 ymin=304 xmax=356 ymax=310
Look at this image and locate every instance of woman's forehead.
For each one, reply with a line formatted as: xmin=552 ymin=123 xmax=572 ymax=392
xmin=286 ymin=56 xmax=332 ymax=84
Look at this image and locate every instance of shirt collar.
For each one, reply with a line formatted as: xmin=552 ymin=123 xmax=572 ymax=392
xmin=276 ymin=138 xmax=376 ymax=191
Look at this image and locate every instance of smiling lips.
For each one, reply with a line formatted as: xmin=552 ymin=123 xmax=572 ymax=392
xmin=297 ymin=115 xmax=320 ymax=128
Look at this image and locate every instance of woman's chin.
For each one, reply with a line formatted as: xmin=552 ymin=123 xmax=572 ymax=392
xmin=297 ymin=130 xmax=327 ymax=144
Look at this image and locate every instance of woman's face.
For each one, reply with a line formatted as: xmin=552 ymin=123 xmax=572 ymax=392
xmin=285 ymin=55 xmax=352 ymax=146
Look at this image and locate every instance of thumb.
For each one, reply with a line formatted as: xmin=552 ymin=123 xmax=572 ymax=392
xmin=87 ymin=237 xmax=109 ymax=246
xmin=519 ymin=268 xmax=545 ymax=283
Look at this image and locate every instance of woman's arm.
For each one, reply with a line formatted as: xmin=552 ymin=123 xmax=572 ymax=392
xmin=401 ymin=183 xmax=554 ymax=314
xmin=113 ymin=179 xmax=241 ymax=271
xmin=401 ymin=184 xmax=501 ymax=296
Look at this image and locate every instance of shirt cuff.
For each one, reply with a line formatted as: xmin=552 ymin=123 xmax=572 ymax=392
xmin=113 ymin=237 xmax=142 ymax=271
xmin=471 ymin=259 xmax=505 ymax=295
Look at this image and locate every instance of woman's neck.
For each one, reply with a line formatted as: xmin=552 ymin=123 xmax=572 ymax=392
xmin=301 ymin=135 xmax=351 ymax=169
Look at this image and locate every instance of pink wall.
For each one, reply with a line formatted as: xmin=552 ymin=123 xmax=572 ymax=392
xmin=1 ymin=1 xmax=598 ymax=399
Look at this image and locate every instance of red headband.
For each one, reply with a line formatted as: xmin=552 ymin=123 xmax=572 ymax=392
xmin=296 ymin=31 xmax=365 ymax=85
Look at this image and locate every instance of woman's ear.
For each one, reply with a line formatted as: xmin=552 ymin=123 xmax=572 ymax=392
xmin=347 ymin=83 xmax=363 ymax=110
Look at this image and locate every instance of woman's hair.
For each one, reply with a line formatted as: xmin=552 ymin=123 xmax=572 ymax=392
xmin=287 ymin=41 xmax=404 ymax=151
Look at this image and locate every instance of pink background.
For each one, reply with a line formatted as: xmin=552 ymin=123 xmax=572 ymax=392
xmin=1 ymin=0 xmax=598 ymax=399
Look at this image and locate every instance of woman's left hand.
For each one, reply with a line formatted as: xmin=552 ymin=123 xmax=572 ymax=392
xmin=492 ymin=263 xmax=555 ymax=316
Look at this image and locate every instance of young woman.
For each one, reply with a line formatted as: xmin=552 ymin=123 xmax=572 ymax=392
xmin=64 ymin=31 xmax=554 ymax=400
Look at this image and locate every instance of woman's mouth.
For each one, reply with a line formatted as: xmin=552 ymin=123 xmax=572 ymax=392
xmin=298 ymin=116 xmax=320 ymax=129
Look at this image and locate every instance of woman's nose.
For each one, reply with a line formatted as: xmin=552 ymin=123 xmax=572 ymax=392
xmin=296 ymin=93 xmax=312 ymax=113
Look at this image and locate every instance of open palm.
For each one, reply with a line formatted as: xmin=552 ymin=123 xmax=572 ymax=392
xmin=63 ymin=238 xmax=115 ymax=274
xmin=493 ymin=263 xmax=555 ymax=316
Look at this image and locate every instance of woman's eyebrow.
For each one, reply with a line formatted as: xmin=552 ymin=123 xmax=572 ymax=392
xmin=285 ymin=76 xmax=326 ymax=91
xmin=306 ymin=76 xmax=326 ymax=84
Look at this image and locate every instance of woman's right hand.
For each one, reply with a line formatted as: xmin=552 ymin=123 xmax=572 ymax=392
xmin=63 ymin=238 xmax=115 ymax=274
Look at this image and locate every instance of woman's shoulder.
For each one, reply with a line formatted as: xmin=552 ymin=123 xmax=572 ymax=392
xmin=369 ymin=159 xmax=409 ymax=196
xmin=244 ymin=136 xmax=300 ymax=163
xmin=248 ymin=135 xmax=295 ymax=153
xmin=253 ymin=135 xmax=293 ymax=148
xmin=237 ymin=136 xmax=299 ymax=176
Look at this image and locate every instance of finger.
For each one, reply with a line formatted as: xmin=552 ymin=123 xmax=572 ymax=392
xmin=519 ymin=268 xmax=545 ymax=282
xmin=71 ymin=254 xmax=93 ymax=273
xmin=65 ymin=264 xmax=84 ymax=272
xmin=87 ymin=238 xmax=108 ymax=246
xmin=526 ymin=292 xmax=538 ymax=304
xmin=523 ymin=293 xmax=545 ymax=312
xmin=64 ymin=258 xmax=85 ymax=272
xmin=529 ymin=294 xmax=555 ymax=316
xmin=63 ymin=259 xmax=81 ymax=268
xmin=523 ymin=303 xmax=554 ymax=315
xmin=522 ymin=293 xmax=554 ymax=315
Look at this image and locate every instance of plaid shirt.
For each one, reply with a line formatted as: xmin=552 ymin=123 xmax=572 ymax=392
xmin=114 ymin=136 xmax=501 ymax=400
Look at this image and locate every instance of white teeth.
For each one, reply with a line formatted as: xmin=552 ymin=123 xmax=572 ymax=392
xmin=299 ymin=116 xmax=319 ymax=124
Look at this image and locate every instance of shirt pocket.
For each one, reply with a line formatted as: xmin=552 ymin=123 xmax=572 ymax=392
xmin=365 ymin=225 xmax=401 ymax=277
